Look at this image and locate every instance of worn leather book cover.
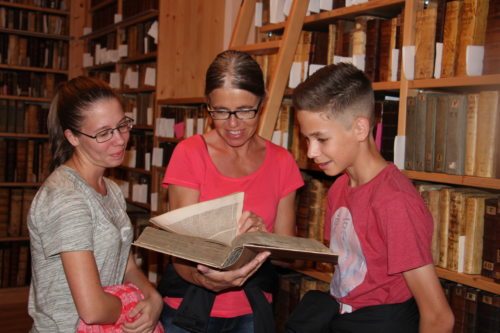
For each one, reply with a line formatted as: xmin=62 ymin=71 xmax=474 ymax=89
xmin=444 ymin=94 xmax=467 ymax=175
xmin=404 ymin=96 xmax=417 ymax=170
xmin=477 ymin=292 xmax=500 ymax=332
xmin=441 ymin=1 xmax=462 ymax=78
xmin=455 ymin=0 xmax=489 ymax=76
xmin=434 ymin=94 xmax=449 ymax=173
xmin=464 ymin=194 xmax=497 ymax=274
xmin=424 ymin=93 xmax=439 ymax=172
xmin=481 ymin=197 xmax=500 ymax=280
xmin=414 ymin=3 xmax=437 ymax=79
xmin=450 ymin=284 xmax=467 ymax=330
xmin=475 ymin=91 xmax=500 ymax=178
xmin=414 ymin=92 xmax=428 ymax=171
xmin=364 ymin=18 xmax=381 ymax=82
xmin=464 ymin=93 xmax=479 ymax=176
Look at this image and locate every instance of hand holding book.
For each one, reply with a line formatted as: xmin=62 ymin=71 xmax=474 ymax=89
xmin=133 ymin=192 xmax=338 ymax=270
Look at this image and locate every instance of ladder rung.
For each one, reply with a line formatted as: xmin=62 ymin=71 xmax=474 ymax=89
xmin=230 ymin=40 xmax=281 ymax=55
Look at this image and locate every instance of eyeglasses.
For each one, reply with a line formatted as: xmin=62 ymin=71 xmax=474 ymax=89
xmin=206 ymin=102 xmax=261 ymax=120
xmin=71 ymin=117 xmax=134 ymax=143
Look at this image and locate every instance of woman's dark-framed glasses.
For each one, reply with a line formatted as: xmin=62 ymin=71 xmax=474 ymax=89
xmin=206 ymin=103 xmax=260 ymax=120
xmin=71 ymin=117 xmax=134 ymax=143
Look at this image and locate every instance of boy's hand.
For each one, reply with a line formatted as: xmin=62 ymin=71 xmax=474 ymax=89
xmin=237 ymin=211 xmax=267 ymax=235
xmin=195 ymin=251 xmax=271 ymax=292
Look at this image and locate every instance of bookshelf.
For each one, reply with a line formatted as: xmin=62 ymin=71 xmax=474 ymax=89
xmin=0 ymin=0 xmax=72 ymax=298
xmin=81 ymin=0 xmax=159 ymax=212
xmin=252 ymin=0 xmax=499 ymax=312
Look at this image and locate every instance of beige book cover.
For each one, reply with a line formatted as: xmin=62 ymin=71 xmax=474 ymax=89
xmin=464 ymin=93 xmax=479 ymax=176
xmin=475 ymin=91 xmax=500 ymax=178
xmin=441 ymin=1 xmax=462 ymax=78
xmin=133 ymin=192 xmax=338 ymax=270
xmin=463 ymin=194 xmax=497 ymax=274
xmin=414 ymin=4 xmax=437 ymax=79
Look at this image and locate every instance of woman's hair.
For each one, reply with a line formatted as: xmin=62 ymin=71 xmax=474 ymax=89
xmin=47 ymin=76 xmax=120 ymax=171
xmin=205 ymin=50 xmax=265 ymax=100
xmin=293 ymin=62 xmax=375 ymax=128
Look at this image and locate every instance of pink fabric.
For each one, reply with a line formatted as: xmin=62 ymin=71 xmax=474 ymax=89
xmin=76 ymin=283 xmax=164 ymax=333
xmin=162 ymin=134 xmax=304 ymax=317
xmin=325 ymin=164 xmax=433 ymax=311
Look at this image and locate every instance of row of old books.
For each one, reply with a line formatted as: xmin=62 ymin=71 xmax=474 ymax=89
xmin=0 ymin=138 xmax=50 ymax=183
xmin=0 ymin=188 xmax=35 ymax=238
xmin=155 ymin=105 xmax=206 ymax=139
xmin=405 ymin=90 xmax=499 ymax=178
xmin=282 ymin=12 xmax=403 ymax=89
xmin=122 ymin=132 xmax=153 ymax=171
xmin=0 ymin=34 xmax=69 ymax=70
xmin=85 ymin=18 xmax=158 ymax=67
xmin=90 ymin=1 xmax=116 ymax=32
xmin=122 ymin=0 xmax=158 ymax=20
xmin=414 ymin=0 xmax=499 ymax=79
xmin=417 ymin=184 xmax=499 ymax=281
xmin=442 ymin=280 xmax=499 ymax=333
xmin=0 ymin=70 xmax=63 ymax=98
xmin=5 ymin=0 xmax=66 ymax=10
xmin=122 ymin=92 xmax=155 ymax=127
xmin=274 ymin=269 xmax=331 ymax=333
xmin=0 ymin=241 xmax=30 ymax=288
xmin=259 ymin=0 xmax=347 ymax=25
xmin=125 ymin=19 xmax=158 ymax=58
xmin=0 ymin=6 xmax=68 ymax=35
xmin=0 ymin=100 xmax=48 ymax=134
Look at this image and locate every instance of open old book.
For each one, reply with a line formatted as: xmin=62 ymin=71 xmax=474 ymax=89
xmin=133 ymin=192 xmax=337 ymax=270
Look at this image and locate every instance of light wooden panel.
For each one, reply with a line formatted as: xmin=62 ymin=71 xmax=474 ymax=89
xmin=69 ymin=0 xmax=87 ymax=78
xmin=156 ymin=0 xmax=226 ymax=100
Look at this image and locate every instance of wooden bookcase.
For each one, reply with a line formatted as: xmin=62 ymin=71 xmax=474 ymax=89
xmin=0 ymin=0 xmax=72 ymax=295
xmin=253 ymin=0 xmax=500 ymax=298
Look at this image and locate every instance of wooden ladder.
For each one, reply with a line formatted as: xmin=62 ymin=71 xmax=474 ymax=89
xmin=228 ymin=0 xmax=309 ymax=140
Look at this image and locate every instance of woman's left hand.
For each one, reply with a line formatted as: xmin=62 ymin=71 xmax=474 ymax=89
xmin=122 ymin=293 xmax=163 ymax=333
xmin=237 ymin=211 xmax=267 ymax=235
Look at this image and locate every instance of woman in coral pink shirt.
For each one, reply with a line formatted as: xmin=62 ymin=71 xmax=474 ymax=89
xmin=157 ymin=50 xmax=304 ymax=333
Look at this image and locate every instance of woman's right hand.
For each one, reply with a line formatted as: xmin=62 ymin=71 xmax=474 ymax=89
xmin=193 ymin=251 xmax=270 ymax=292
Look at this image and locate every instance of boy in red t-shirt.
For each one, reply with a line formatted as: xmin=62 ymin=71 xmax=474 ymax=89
xmin=288 ymin=63 xmax=454 ymax=332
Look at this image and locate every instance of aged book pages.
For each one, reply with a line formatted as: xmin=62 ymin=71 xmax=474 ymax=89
xmin=134 ymin=192 xmax=338 ymax=270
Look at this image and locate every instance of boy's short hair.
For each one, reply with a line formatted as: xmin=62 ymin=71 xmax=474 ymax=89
xmin=292 ymin=62 xmax=375 ymax=128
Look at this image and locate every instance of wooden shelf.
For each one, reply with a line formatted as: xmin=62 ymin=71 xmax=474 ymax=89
xmin=125 ymin=199 xmax=150 ymax=210
xmin=82 ymin=9 xmax=158 ymax=40
xmin=403 ymin=170 xmax=500 ymax=190
xmin=0 ymin=182 xmax=42 ymax=187
xmin=372 ymin=81 xmax=400 ymax=91
xmin=89 ymin=0 xmax=116 ymax=12
xmin=409 ymin=74 xmax=500 ymax=90
xmin=119 ymin=87 xmax=156 ymax=94
xmin=231 ymin=40 xmax=281 ymax=55
xmin=260 ymin=0 xmax=405 ymax=32
xmin=0 ymin=133 xmax=48 ymax=139
xmin=0 ymin=95 xmax=51 ymax=103
xmin=0 ymin=28 xmax=70 ymax=40
xmin=119 ymin=52 xmax=157 ymax=64
xmin=0 ymin=1 xmax=69 ymax=15
xmin=435 ymin=267 xmax=499 ymax=295
xmin=157 ymin=97 xmax=206 ymax=105
xmin=298 ymin=267 xmax=499 ymax=294
xmin=116 ymin=166 xmax=151 ymax=176
xmin=0 ymin=237 xmax=29 ymax=242
xmin=0 ymin=64 xmax=67 ymax=74
xmin=84 ymin=62 xmax=116 ymax=71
